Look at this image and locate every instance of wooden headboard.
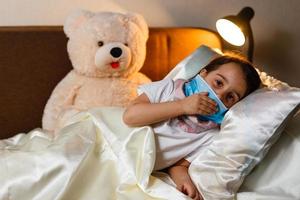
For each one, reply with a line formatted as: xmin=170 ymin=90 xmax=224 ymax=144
xmin=0 ymin=26 xmax=222 ymax=139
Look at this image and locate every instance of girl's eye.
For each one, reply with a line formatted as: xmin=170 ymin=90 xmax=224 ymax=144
xmin=226 ymin=93 xmax=237 ymax=105
xmin=215 ymin=80 xmax=223 ymax=87
xmin=227 ymin=94 xmax=234 ymax=101
xmin=98 ymin=41 xmax=104 ymax=47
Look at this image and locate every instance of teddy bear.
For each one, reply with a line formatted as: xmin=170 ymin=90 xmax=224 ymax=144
xmin=42 ymin=10 xmax=151 ymax=132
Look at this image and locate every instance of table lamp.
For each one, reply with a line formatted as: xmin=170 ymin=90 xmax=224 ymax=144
xmin=216 ymin=7 xmax=255 ymax=62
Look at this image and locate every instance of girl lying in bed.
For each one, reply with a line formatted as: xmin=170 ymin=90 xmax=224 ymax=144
xmin=123 ymin=54 xmax=261 ymax=200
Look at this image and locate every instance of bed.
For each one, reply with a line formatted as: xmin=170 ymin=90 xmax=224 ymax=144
xmin=1 ymin=26 xmax=299 ymax=200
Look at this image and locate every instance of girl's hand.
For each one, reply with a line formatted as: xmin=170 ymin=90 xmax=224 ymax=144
xmin=179 ymin=179 xmax=203 ymax=200
xmin=168 ymin=165 xmax=203 ymax=200
xmin=179 ymin=92 xmax=217 ymax=116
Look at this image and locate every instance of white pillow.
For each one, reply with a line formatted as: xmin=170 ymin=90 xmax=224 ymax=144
xmin=164 ymin=45 xmax=221 ymax=80
xmin=165 ymin=45 xmax=300 ymax=200
xmin=237 ymin=112 xmax=300 ymax=200
xmin=189 ymin=86 xmax=300 ymax=200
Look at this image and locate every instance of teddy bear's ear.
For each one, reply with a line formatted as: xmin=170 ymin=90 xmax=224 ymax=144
xmin=126 ymin=13 xmax=149 ymax=40
xmin=64 ymin=9 xmax=94 ymax=38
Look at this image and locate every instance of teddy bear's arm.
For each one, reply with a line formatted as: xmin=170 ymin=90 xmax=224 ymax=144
xmin=42 ymin=71 xmax=82 ymax=132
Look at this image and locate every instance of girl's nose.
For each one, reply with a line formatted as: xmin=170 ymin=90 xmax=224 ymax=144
xmin=216 ymin=91 xmax=225 ymax=102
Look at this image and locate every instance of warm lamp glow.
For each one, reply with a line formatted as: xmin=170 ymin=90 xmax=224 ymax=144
xmin=216 ymin=19 xmax=245 ymax=46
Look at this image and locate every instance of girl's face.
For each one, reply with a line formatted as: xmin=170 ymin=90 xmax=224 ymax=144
xmin=200 ymin=62 xmax=247 ymax=108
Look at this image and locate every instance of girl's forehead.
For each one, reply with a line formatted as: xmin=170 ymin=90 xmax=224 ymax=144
xmin=216 ymin=62 xmax=241 ymax=71
xmin=211 ymin=63 xmax=243 ymax=78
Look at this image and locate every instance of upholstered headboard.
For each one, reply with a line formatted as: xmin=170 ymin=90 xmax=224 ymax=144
xmin=0 ymin=26 xmax=222 ymax=139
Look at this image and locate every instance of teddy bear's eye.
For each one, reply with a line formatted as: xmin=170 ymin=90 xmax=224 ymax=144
xmin=98 ymin=41 xmax=104 ymax=47
xmin=124 ymin=43 xmax=128 ymax=46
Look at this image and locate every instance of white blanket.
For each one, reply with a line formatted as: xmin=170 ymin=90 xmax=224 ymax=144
xmin=0 ymin=107 xmax=188 ymax=200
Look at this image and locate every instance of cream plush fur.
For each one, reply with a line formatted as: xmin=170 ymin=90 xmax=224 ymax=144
xmin=42 ymin=10 xmax=151 ymax=132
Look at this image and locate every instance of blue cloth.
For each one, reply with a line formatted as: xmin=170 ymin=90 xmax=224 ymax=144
xmin=184 ymin=75 xmax=228 ymax=124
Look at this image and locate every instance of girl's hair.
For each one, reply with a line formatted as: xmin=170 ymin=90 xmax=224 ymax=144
xmin=203 ymin=53 xmax=261 ymax=97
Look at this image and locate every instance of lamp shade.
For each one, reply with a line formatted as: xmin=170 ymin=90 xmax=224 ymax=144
xmin=216 ymin=7 xmax=255 ymax=61
xmin=216 ymin=18 xmax=245 ymax=46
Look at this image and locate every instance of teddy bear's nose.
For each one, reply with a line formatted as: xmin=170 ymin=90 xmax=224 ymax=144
xmin=110 ymin=47 xmax=122 ymax=58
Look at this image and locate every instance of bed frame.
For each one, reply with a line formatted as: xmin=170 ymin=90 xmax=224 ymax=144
xmin=0 ymin=26 xmax=222 ymax=139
